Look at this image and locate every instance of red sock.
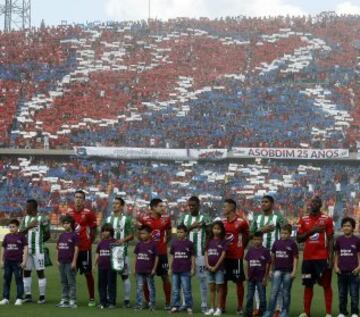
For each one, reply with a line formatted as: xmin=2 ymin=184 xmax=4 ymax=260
xmin=143 ymin=282 xmax=150 ymax=303
xmin=163 ymin=280 xmax=171 ymax=306
xmin=236 ymin=281 xmax=244 ymax=311
xmin=85 ymin=273 xmax=95 ymax=299
xmin=304 ymin=287 xmax=313 ymax=316
xmin=324 ymin=285 xmax=332 ymax=314
xmin=220 ymin=282 xmax=228 ymax=310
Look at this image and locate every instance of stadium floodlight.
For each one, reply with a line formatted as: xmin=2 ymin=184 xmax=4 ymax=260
xmin=0 ymin=0 xmax=31 ymax=32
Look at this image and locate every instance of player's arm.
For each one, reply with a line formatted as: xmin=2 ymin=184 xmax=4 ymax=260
xmin=242 ymin=221 xmax=250 ymax=249
xmin=168 ymin=253 xmax=173 ymax=275
xmin=263 ymin=260 xmax=271 ymax=286
xmin=204 ymin=250 xmax=210 ymax=270
xmin=291 ymin=255 xmax=298 ymax=279
xmin=249 ymin=217 xmax=257 ymax=239
xmin=334 ymin=249 xmax=340 ymax=273
xmin=296 ymin=218 xmax=324 ymax=243
xmin=89 ymin=212 xmax=98 ymax=243
xmin=119 ymin=217 xmax=134 ymax=244
xmin=94 ymin=252 xmax=99 ymax=268
xmin=72 ymin=245 xmax=79 ymax=270
xmin=354 ymin=251 xmax=360 ymax=275
xmin=326 ymin=218 xmax=335 ymax=268
xmin=0 ymin=246 xmax=4 ymax=268
xmin=191 ymin=255 xmax=195 ymax=276
xmin=152 ymin=255 xmax=159 ymax=276
xmin=20 ymin=218 xmax=37 ymax=234
xmin=269 ymin=252 xmax=275 ymax=276
xmin=22 ymin=245 xmax=29 ymax=269
xmin=43 ymin=217 xmax=51 ymax=242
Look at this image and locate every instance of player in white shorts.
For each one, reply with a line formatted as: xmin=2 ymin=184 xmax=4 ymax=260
xmin=103 ymin=196 xmax=134 ymax=307
xmin=20 ymin=199 xmax=50 ymax=304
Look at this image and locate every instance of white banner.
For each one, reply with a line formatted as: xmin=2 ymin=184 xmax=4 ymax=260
xmin=232 ymin=147 xmax=349 ymax=160
xmin=189 ymin=149 xmax=228 ymax=160
xmin=74 ymin=147 xmax=188 ymax=160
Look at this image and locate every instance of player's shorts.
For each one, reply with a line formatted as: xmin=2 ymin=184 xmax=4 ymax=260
xmin=120 ymin=256 xmax=131 ymax=278
xmin=224 ymin=258 xmax=245 ymax=282
xmin=77 ymin=250 xmax=92 ymax=274
xmin=156 ymin=254 xmax=169 ymax=276
xmin=25 ymin=253 xmax=45 ymax=271
xmin=301 ymin=259 xmax=331 ymax=287
xmin=207 ymin=269 xmax=225 ymax=285
xmin=196 ymin=256 xmax=207 ymax=279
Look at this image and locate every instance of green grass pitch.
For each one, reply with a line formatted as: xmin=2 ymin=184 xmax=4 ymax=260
xmin=0 ymin=243 xmax=342 ymax=317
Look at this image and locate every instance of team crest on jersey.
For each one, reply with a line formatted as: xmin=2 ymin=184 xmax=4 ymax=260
xmin=151 ymin=229 xmax=161 ymax=241
xmin=225 ymin=233 xmax=234 ymax=243
xmin=309 ymin=233 xmax=319 ymax=241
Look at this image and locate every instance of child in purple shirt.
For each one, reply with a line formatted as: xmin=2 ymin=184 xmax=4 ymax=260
xmin=56 ymin=215 xmax=79 ymax=308
xmin=244 ymin=231 xmax=271 ymax=317
xmin=95 ymin=223 xmax=117 ymax=309
xmin=169 ymin=224 xmax=195 ymax=314
xmin=0 ymin=219 xmax=28 ymax=306
xmin=205 ymin=221 xmax=227 ymax=316
xmin=334 ymin=217 xmax=360 ymax=317
xmin=134 ymin=225 xmax=159 ymax=311
xmin=263 ymin=224 xmax=298 ymax=317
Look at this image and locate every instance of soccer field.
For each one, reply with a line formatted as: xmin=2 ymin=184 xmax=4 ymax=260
xmin=0 ymin=243 xmax=340 ymax=317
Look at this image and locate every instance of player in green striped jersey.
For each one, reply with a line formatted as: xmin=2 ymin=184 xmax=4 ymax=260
xmin=20 ymin=199 xmax=50 ymax=304
xmin=250 ymin=195 xmax=287 ymax=250
xmin=179 ymin=196 xmax=211 ymax=313
xmin=249 ymin=195 xmax=287 ymax=315
xmin=103 ymin=197 xmax=134 ymax=307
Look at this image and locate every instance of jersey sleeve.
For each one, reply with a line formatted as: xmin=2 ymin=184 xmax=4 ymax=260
xmin=277 ymin=213 xmax=287 ymax=226
xmin=178 ymin=214 xmax=185 ymax=226
xmin=296 ymin=217 xmax=305 ymax=235
xmin=326 ymin=217 xmax=334 ymax=237
xmin=250 ymin=215 xmax=258 ymax=234
xmin=88 ymin=212 xmax=98 ymax=229
xmin=125 ymin=216 xmax=134 ymax=236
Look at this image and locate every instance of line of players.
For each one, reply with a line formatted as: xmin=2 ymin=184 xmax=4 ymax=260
xmin=1 ymin=191 xmax=359 ymax=317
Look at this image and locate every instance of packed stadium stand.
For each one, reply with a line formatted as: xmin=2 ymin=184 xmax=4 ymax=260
xmin=1 ymin=14 xmax=360 ymax=226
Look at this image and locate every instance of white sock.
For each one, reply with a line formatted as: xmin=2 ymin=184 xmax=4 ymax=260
xmin=38 ymin=278 xmax=47 ymax=296
xmin=124 ymin=278 xmax=131 ymax=300
xmin=23 ymin=277 xmax=32 ymax=295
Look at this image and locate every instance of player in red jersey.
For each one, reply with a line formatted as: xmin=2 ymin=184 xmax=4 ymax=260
xmin=67 ymin=190 xmax=97 ymax=307
xmin=296 ymin=196 xmax=334 ymax=317
xmin=138 ymin=198 xmax=172 ymax=309
xmin=220 ymin=199 xmax=249 ymax=315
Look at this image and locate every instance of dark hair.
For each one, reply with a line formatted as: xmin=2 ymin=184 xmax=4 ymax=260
xmin=101 ymin=223 xmax=114 ymax=237
xmin=224 ymin=198 xmax=237 ymax=210
xmin=114 ymin=196 xmax=125 ymax=206
xmin=341 ymin=217 xmax=356 ymax=229
xmin=177 ymin=224 xmax=188 ymax=232
xmin=253 ymin=231 xmax=263 ymax=238
xmin=139 ymin=224 xmax=152 ymax=233
xmin=150 ymin=198 xmax=162 ymax=209
xmin=281 ymin=224 xmax=292 ymax=234
xmin=209 ymin=221 xmax=226 ymax=240
xmin=262 ymin=195 xmax=274 ymax=204
xmin=61 ymin=215 xmax=75 ymax=225
xmin=188 ymin=196 xmax=200 ymax=205
xmin=75 ymin=190 xmax=86 ymax=199
xmin=26 ymin=199 xmax=38 ymax=210
xmin=9 ymin=219 xmax=20 ymax=227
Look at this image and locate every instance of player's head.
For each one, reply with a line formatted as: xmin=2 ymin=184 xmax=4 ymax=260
xmin=253 ymin=231 xmax=263 ymax=247
xmin=176 ymin=224 xmax=188 ymax=240
xmin=74 ymin=190 xmax=85 ymax=210
xmin=280 ymin=224 xmax=292 ymax=240
xmin=261 ymin=195 xmax=274 ymax=213
xmin=223 ymin=198 xmax=237 ymax=217
xmin=341 ymin=217 xmax=356 ymax=236
xmin=101 ymin=223 xmax=114 ymax=239
xmin=8 ymin=219 xmax=20 ymax=234
xmin=150 ymin=198 xmax=163 ymax=216
xmin=309 ymin=196 xmax=322 ymax=214
xmin=26 ymin=199 xmax=38 ymax=215
xmin=60 ymin=215 xmax=75 ymax=232
xmin=188 ymin=196 xmax=200 ymax=215
xmin=113 ymin=196 xmax=125 ymax=213
xmin=138 ymin=224 xmax=152 ymax=241
xmin=210 ymin=220 xmax=226 ymax=240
